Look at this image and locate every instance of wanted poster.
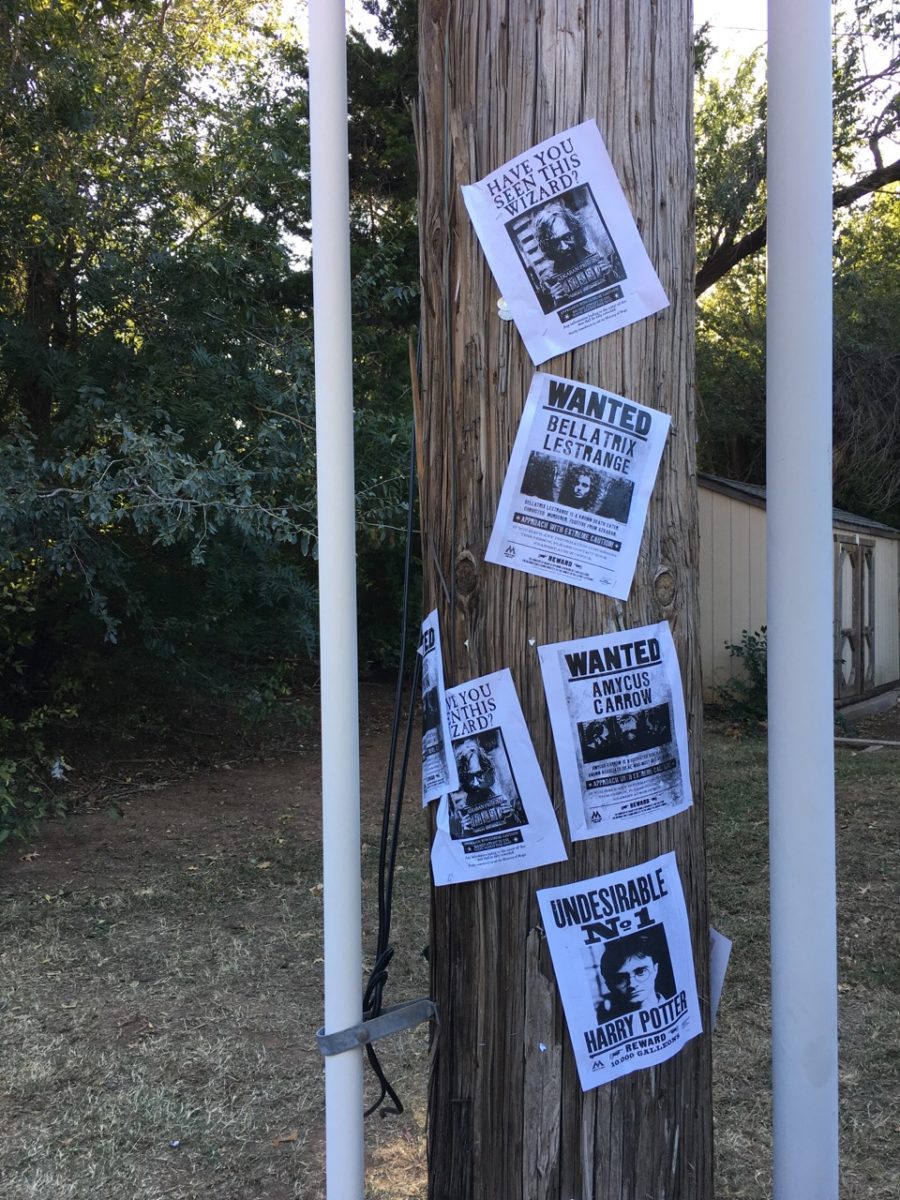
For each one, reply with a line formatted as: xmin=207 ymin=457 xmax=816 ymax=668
xmin=538 ymin=621 xmax=692 ymax=840
xmin=461 ymin=120 xmax=669 ymax=364
xmin=419 ymin=610 xmax=459 ymax=806
xmin=484 ymin=372 xmax=670 ymax=600
xmin=431 ymin=669 xmax=566 ymax=886
xmin=536 ymin=851 xmax=702 ymax=1090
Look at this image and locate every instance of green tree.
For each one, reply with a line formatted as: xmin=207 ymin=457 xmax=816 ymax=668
xmin=0 ymin=1 xmax=415 ymax=835
xmin=694 ymin=50 xmax=767 ymax=481
xmin=695 ymin=259 xmax=766 ymax=483
xmin=694 ymin=4 xmax=900 ymax=525
xmin=832 ymin=187 xmax=900 ymax=525
xmin=695 ymin=50 xmax=767 ymax=296
xmin=346 ymin=1 xmax=419 ymax=412
xmin=695 ymin=1 xmax=900 ymax=294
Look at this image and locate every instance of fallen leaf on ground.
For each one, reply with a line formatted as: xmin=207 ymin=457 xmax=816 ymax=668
xmin=271 ymin=1130 xmax=299 ymax=1147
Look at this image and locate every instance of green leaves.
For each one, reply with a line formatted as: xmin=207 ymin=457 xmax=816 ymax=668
xmin=0 ymin=1 xmax=416 ymax=794
xmin=695 ymin=52 xmax=767 ymax=270
xmin=695 ymin=2 xmax=900 ymax=293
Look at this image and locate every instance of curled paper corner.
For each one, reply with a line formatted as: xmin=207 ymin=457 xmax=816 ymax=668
xmin=497 ymin=297 xmax=514 ymax=321
xmin=528 ymin=637 xmax=536 ymax=647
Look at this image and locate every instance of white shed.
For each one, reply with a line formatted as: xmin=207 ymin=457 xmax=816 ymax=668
xmin=698 ymin=473 xmax=900 ymax=704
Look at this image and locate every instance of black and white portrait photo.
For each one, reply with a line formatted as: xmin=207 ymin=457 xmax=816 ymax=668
xmin=519 ymin=451 xmax=635 ymax=523
xmin=447 ymin=728 xmax=528 ymax=841
xmin=506 ymin=185 xmax=626 ymax=315
xmin=586 ymin=925 xmax=677 ymax=1021
xmin=558 ymin=462 xmax=634 ymax=521
xmin=577 ymin=703 xmax=673 ymax=764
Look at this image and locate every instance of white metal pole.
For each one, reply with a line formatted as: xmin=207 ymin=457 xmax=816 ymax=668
xmin=767 ymin=2 xmax=839 ymax=1198
xmin=308 ymin=2 xmax=365 ymax=1198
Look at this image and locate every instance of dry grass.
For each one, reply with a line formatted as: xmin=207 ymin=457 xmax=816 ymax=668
xmin=705 ymin=728 xmax=900 ymax=1200
xmin=1 ymin=723 xmax=897 ymax=1198
xmin=0 ymin=788 xmax=431 ymax=1200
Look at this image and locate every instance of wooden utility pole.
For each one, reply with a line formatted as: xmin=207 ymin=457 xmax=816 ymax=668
xmin=415 ymin=3 xmax=711 ymax=1198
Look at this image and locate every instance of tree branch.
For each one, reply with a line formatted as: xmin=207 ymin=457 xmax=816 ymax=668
xmin=696 ymin=156 xmax=900 ymax=295
xmin=832 ymin=156 xmax=900 ymax=207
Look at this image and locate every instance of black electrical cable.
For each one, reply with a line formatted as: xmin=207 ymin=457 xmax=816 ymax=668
xmin=361 ymin=423 xmax=422 ymax=1118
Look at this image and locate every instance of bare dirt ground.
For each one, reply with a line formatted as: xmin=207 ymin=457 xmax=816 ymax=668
xmin=839 ymin=690 xmax=900 ymax=742
xmin=2 ymin=701 xmax=365 ymax=897
xmin=1 ymin=684 xmax=898 ymax=1199
xmin=1 ymin=681 xmax=431 ymax=1200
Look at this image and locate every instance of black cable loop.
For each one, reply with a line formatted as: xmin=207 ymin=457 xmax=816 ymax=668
xmin=361 ymin=421 xmax=421 ymax=1118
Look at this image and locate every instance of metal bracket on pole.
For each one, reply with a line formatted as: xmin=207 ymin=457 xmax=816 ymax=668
xmin=316 ymin=998 xmax=437 ymax=1058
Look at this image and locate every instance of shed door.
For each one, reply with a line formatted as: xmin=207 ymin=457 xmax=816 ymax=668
xmin=834 ymin=537 xmax=875 ymax=699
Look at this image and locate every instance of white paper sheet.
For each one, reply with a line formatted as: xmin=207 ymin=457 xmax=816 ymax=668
xmin=709 ymin=925 xmax=733 ymax=1032
xmin=485 ymin=372 xmax=670 ymax=599
xmin=462 ymin=120 xmax=669 ymax=364
xmin=538 ymin=621 xmax=693 ymax=840
xmin=536 ymin=851 xmax=702 ymax=1090
xmin=431 ymin=669 xmax=567 ymax=885
xmin=419 ymin=610 xmax=459 ymax=806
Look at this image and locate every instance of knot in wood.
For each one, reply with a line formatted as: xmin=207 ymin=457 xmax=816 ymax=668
xmin=455 ymin=552 xmax=478 ymax=600
xmin=654 ymin=566 xmax=676 ymax=608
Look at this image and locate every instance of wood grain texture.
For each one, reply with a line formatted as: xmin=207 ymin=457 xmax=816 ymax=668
xmin=417 ymin=3 xmax=712 ymax=1196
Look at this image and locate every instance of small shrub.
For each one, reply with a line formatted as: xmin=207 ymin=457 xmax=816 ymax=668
xmin=0 ymin=579 xmax=78 ymax=841
xmin=0 ymin=753 xmax=68 ymax=844
xmin=716 ymin=626 xmax=768 ymax=728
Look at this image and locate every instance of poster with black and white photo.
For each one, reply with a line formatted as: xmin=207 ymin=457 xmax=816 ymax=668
xmin=484 ymin=373 xmax=670 ymax=600
xmin=538 ymin=621 xmax=692 ymax=840
xmin=536 ymin=851 xmax=701 ymax=1090
xmin=431 ymin=669 xmax=567 ymax=885
xmin=461 ymin=120 xmax=669 ymax=364
xmin=419 ymin=610 xmax=459 ymax=806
